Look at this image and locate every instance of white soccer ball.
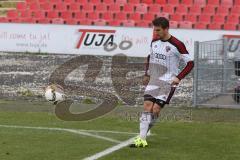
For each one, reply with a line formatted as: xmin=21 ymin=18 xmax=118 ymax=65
xmin=44 ymin=84 xmax=65 ymax=104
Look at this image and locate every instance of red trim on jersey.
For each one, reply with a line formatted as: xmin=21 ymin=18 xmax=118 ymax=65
xmin=177 ymin=61 xmax=194 ymax=80
xmin=168 ymin=36 xmax=189 ymax=54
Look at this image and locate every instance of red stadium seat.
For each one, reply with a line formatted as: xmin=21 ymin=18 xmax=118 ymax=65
xmin=0 ymin=17 xmax=8 ymax=23
xmin=171 ymin=14 xmax=183 ymax=21
xmin=170 ymin=21 xmax=178 ymax=28
xmin=37 ymin=18 xmax=51 ymax=24
xmin=122 ymin=20 xmax=135 ymax=27
xmin=185 ymin=15 xmax=197 ymax=23
xmin=135 ymin=4 xmax=148 ymax=13
xmin=94 ymin=19 xmax=107 ymax=26
xmin=143 ymin=13 xmax=155 ymax=21
xmin=46 ymin=11 xmax=59 ymax=18
xmin=89 ymin=0 xmax=102 ymax=3
xmin=194 ymin=0 xmax=206 ymax=6
xmin=29 ymin=3 xmax=40 ymax=11
xmin=52 ymin=18 xmax=64 ymax=24
xmin=49 ymin=0 xmax=61 ymax=3
xmin=22 ymin=17 xmax=35 ymax=23
xmin=199 ymin=14 xmax=212 ymax=23
xmin=168 ymin=0 xmax=179 ymax=5
xmin=216 ymin=6 xmax=230 ymax=15
xmin=194 ymin=22 xmax=207 ymax=29
xmin=75 ymin=12 xmax=86 ymax=20
xmin=55 ymin=3 xmax=67 ymax=11
xmin=20 ymin=10 xmax=31 ymax=18
xmin=189 ymin=5 xmax=202 ymax=15
xmin=202 ymin=6 xmax=216 ymax=15
xmin=9 ymin=18 xmax=21 ymax=23
xmin=179 ymin=21 xmax=193 ymax=29
xmin=155 ymin=0 xmax=167 ymax=5
xmin=129 ymin=13 xmax=141 ymax=21
xmin=63 ymin=0 xmax=75 ymax=3
xmin=136 ymin=20 xmax=151 ymax=27
xmin=16 ymin=2 xmax=27 ymax=11
xmin=155 ymin=12 xmax=169 ymax=19
xmin=102 ymin=12 xmax=113 ymax=20
xmin=95 ymin=4 xmax=107 ymax=12
xmin=79 ymin=19 xmax=93 ymax=25
xmin=128 ymin=0 xmax=140 ymax=4
xmin=207 ymin=0 xmax=220 ymax=6
xmin=142 ymin=0 xmax=154 ymax=4
xmin=175 ymin=5 xmax=188 ymax=15
xmin=102 ymin=0 xmax=114 ymax=3
xmin=212 ymin=15 xmax=225 ymax=24
xmin=65 ymin=19 xmax=78 ymax=25
xmin=115 ymin=12 xmax=127 ymax=20
xmin=60 ymin=11 xmax=72 ymax=19
xmin=41 ymin=3 xmax=53 ymax=11
xmin=221 ymin=0 xmax=233 ymax=6
xmin=231 ymin=6 xmax=240 ymax=15
xmin=32 ymin=11 xmax=45 ymax=18
xmin=88 ymin=12 xmax=100 ymax=20
xmin=115 ymin=0 xmax=127 ymax=4
xmin=123 ymin=4 xmax=134 ymax=13
xmin=227 ymin=15 xmax=239 ymax=24
xmin=162 ymin=5 xmax=175 ymax=14
xmin=208 ymin=23 xmax=222 ymax=30
xmin=39 ymin=0 xmax=48 ymax=3
xmin=7 ymin=10 xmax=19 ymax=18
xmin=181 ymin=0 xmax=193 ymax=6
xmin=69 ymin=3 xmax=81 ymax=11
xmin=235 ymin=0 xmax=240 ymax=6
xmin=148 ymin=4 xmax=161 ymax=13
xmin=108 ymin=20 xmax=121 ymax=26
xmin=223 ymin=24 xmax=237 ymax=30
xmin=81 ymin=4 xmax=94 ymax=12
xmin=108 ymin=4 xmax=121 ymax=12
xmin=75 ymin=0 xmax=88 ymax=3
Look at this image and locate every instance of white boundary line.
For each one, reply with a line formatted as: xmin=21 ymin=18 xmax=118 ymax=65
xmin=64 ymin=129 xmax=121 ymax=143
xmin=77 ymin=129 xmax=138 ymax=135
xmin=0 ymin=124 xmax=121 ymax=143
xmin=0 ymin=124 xmax=141 ymax=159
xmin=83 ymin=136 xmax=136 ymax=160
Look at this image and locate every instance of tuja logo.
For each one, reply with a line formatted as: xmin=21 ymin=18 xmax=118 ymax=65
xmin=76 ymin=29 xmax=116 ymax=49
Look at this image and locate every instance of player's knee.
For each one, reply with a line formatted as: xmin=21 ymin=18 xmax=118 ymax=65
xmin=143 ymin=101 xmax=153 ymax=111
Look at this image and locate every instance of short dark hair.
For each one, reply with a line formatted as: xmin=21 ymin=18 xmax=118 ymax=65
xmin=152 ymin=17 xmax=169 ymax=29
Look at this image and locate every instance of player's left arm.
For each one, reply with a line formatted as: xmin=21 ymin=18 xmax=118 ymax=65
xmin=172 ymin=43 xmax=194 ymax=85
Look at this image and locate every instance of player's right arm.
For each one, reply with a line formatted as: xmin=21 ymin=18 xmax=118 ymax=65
xmin=143 ymin=54 xmax=150 ymax=85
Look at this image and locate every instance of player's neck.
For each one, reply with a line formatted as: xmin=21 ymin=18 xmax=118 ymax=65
xmin=161 ymin=34 xmax=171 ymax=41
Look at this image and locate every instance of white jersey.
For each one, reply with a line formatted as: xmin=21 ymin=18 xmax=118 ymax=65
xmin=148 ymin=35 xmax=192 ymax=83
xmin=145 ymin=35 xmax=193 ymax=101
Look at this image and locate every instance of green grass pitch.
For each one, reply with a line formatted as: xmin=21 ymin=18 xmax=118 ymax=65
xmin=0 ymin=100 xmax=240 ymax=160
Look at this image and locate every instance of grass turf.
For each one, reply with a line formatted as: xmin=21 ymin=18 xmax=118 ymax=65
xmin=0 ymin=100 xmax=240 ymax=160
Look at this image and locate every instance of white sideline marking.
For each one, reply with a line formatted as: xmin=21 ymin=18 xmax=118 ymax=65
xmin=83 ymin=137 xmax=136 ymax=160
xmin=0 ymin=124 xmax=120 ymax=143
xmin=64 ymin=129 xmax=121 ymax=143
xmin=78 ymin=129 xmax=138 ymax=135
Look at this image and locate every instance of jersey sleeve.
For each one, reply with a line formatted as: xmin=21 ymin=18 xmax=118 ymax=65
xmin=175 ymin=42 xmax=194 ymax=80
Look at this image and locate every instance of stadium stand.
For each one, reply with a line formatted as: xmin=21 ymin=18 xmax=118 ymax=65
xmin=0 ymin=0 xmax=239 ymax=30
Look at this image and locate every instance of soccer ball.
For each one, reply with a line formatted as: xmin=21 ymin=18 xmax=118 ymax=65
xmin=44 ymin=84 xmax=65 ymax=104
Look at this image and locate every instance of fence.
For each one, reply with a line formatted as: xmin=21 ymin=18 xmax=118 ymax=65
xmin=193 ymin=37 xmax=240 ymax=108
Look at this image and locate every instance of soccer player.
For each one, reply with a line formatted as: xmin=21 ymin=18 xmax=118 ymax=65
xmin=131 ymin=17 xmax=194 ymax=147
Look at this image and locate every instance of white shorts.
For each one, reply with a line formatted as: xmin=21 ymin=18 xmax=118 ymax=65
xmin=144 ymin=79 xmax=172 ymax=102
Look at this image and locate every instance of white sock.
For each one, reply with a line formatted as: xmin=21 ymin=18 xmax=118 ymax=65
xmin=139 ymin=112 xmax=152 ymax=140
